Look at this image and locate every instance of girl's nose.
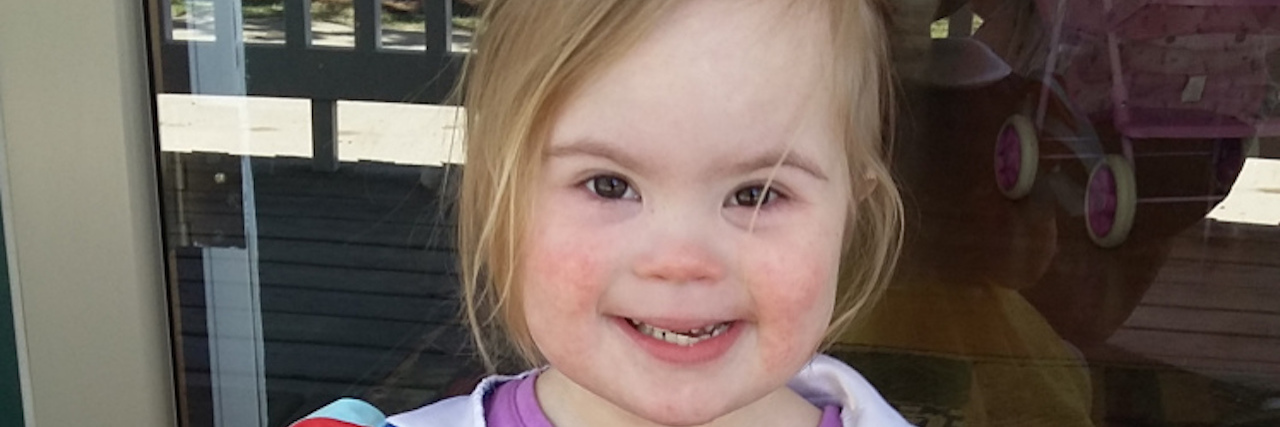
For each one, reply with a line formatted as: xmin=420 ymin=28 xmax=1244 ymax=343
xmin=632 ymin=243 xmax=726 ymax=285
xmin=631 ymin=217 xmax=726 ymax=285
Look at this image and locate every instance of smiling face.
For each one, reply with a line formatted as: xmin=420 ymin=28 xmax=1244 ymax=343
xmin=519 ymin=1 xmax=854 ymax=425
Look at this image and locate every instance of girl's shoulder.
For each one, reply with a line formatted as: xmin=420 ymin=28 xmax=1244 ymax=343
xmin=790 ymin=354 xmax=914 ymax=427
xmin=289 ymin=371 xmax=534 ymax=427
xmin=386 ymin=370 xmax=536 ymax=427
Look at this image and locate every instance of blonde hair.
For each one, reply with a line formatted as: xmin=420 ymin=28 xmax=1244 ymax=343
xmin=456 ymin=0 xmax=903 ymax=372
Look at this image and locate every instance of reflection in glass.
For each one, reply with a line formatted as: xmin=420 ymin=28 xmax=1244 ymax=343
xmin=379 ymin=1 xmax=426 ymax=51
xmin=169 ymin=0 xmax=285 ymax=44
xmin=309 ymin=0 xmax=355 ymax=49
xmin=150 ymin=1 xmax=467 ymax=426
xmin=834 ymin=0 xmax=1280 ymax=426
xmin=148 ymin=1 xmax=1280 ymax=426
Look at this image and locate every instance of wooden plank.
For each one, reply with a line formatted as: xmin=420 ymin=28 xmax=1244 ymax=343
xmin=1167 ymin=243 xmax=1280 ymax=268
xmin=177 ymin=239 xmax=453 ymax=273
xmin=179 ymin=309 xmax=467 ymax=353
xmin=1123 ymin=305 xmax=1280 ymax=338
xmin=180 ymin=339 xmax=464 ymax=389
xmin=258 ymin=263 xmax=454 ymax=297
xmin=177 ymin=153 xmax=456 ymax=203
xmin=174 ymin=253 xmax=454 ymax=298
xmin=173 ymin=233 xmax=453 ymax=276
xmin=1101 ymin=353 xmax=1280 ymax=392
xmin=255 ymin=238 xmax=454 ymax=273
xmin=172 ymin=189 xmax=454 ymax=227
xmin=181 ymin=212 xmax=453 ymax=249
xmin=178 ymin=281 xmax=459 ymax=323
xmin=1165 ymin=222 xmax=1280 ymax=268
xmin=181 ymin=307 xmax=444 ymax=345
xmin=1108 ymin=328 xmax=1280 ymax=365
xmin=1153 ymin=260 xmax=1280 ymax=289
xmin=259 ymin=286 xmax=458 ymax=323
xmin=1138 ymin=282 xmax=1280 ymax=315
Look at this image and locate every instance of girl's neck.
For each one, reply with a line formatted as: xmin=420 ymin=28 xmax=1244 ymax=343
xmin=534 ymin=368 xmax=822 ymax=427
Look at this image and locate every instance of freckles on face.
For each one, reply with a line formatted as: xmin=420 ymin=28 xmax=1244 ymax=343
xmin=525 ymin=244 xmax=592 ymax=310
xmin=521 ymin=211 xmax=613 ymax=338
xmin=740 ymin=225 xmax=841 ymax=371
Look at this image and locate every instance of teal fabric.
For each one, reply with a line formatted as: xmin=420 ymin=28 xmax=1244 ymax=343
xmin=0 ymin=209 xmax=22 ymax=424
xmin=303 ymin=398 xmax=387 ymax=427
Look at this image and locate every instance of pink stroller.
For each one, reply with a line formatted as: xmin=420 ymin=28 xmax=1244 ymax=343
xmin=993 ymin=0 xmax=1280 ymax=247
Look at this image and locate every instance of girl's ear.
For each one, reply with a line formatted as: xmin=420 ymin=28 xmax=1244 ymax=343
xmin=854 ymin=169 xmax=879 ymax=202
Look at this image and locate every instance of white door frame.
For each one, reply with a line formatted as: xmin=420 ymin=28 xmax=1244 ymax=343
xmin=0 ymin=0 xmax=176 ymax=426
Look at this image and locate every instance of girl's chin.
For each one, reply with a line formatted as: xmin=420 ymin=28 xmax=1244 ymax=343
xmin=548 ymin=367 xmax=747 ymax=427
xmin=618 ymin=394 xmax=742 ymax=427
xmin=600 ymin=367 xmax=765 ymax=427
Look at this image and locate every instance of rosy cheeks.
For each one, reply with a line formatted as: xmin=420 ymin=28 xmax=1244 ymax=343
xmin=520 ymin=182 xmax=631 ymax=367
xmin=523 ymin=218 xmax=611 ymax=317
xmin=739 ymin=240 xmax=838 ymax=371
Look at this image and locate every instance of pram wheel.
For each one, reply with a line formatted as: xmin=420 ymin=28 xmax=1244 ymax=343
xmin=995 ymin=114 xmax=1039 ymax=199
xmin=1085 ymin=155 xmax=1136 ymax=248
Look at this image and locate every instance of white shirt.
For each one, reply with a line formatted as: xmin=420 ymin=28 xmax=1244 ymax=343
xmin=388 ymin=354 xmax=911 ymax=427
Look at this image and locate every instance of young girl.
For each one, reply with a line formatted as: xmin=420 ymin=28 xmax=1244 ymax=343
xmin=294 ymin=0 xmax=908 ymax=425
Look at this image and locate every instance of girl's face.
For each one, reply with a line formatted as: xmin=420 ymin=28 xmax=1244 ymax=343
xmin=521 ymin=1 xmax=853 ymax=424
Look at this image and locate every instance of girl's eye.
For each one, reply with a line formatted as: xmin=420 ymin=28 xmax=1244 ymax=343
xmin=585 ymin=175 xmax=638 ymax=200
xmin=729 ymin=185 xmax=781 ymax=207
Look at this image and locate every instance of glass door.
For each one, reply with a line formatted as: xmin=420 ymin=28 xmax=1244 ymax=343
xmin=146 ymin=1 xmax=475 ymax=425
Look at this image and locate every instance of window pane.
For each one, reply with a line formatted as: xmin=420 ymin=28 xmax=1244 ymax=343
xmin=148 ymin=1 xmax=467 ymax=425
xmin=836 ymin=2 xmax=1280 ymax=426
xmin=244 ymin=0 xmax=285 ymax=45
xmin=310 ymin=0 xmax=354 ymax=49
xmin=147 ymin=1 xmax=1280 ymax=426
xmin=380 ymin=1 xmax=426 ymax=51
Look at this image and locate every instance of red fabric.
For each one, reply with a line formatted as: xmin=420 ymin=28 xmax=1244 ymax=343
xmin=290 ymin=418 xmax=365 ymax=427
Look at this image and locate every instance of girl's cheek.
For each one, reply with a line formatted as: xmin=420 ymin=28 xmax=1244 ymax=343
xmin=528 ymin=239 xmax=604 ymax=292
xmin=523 ymin=209 xmax=614 ymax=313
xmin=744 ymin=240 xmax=839 ymax=369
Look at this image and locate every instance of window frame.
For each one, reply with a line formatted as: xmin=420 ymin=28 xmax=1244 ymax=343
xmin=0 ymin=0 xmax=175 ymax=425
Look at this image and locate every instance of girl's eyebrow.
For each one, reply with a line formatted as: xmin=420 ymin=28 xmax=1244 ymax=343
xmin=546 ymin=139 xmax=651 ymax=175
xmin=725 ymin=147 xmax=829 ymax=182
xmin=547 ymin=139 xmax=828 ymax=181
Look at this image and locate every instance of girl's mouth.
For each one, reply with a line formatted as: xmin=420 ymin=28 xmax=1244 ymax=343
xmin=615 ymin=316 xmax=742 ymax=364
xmin=625 ymin=318 xmax=733 ymax=346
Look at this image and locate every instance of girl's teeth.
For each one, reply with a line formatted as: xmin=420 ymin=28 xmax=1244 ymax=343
xmin=627 ymin=318 xmax=730 ymax=346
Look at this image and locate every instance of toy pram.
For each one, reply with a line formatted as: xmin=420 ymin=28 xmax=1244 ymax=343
xmin=993 ymin=0 xmax=1280 ymax=247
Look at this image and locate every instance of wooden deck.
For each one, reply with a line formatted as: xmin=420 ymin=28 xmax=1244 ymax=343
xmin=1106 ymin=221 xmax=1280 ymax=390
xmin=165 ymin=152 xmax=475 ymax=426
